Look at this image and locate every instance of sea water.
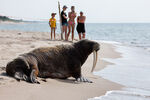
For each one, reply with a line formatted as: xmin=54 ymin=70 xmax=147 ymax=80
xmin=0 ymin=22 xmax=150 ymax=51
xmin=1 ymin=22 xmax=150 ymax=100
xmin=89 ymin=42 xmax=150 ymax=100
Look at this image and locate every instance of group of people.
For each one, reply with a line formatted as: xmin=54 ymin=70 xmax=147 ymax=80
xmin=49 ymin=5 xmax=86 ymax=41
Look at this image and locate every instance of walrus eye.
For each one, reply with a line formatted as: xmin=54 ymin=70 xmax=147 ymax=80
xmin=91 ymin=51 xmax=98 ymax=72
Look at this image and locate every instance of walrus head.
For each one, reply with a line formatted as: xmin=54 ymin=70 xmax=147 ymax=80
xmin=74 ymin=39 xmax=100 ymax=72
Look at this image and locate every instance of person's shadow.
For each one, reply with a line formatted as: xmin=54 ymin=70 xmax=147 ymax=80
xmin=55 ymin=78 xmax=80 ymax=84
xmin=0 ymin=67 xmax=81 ymax=84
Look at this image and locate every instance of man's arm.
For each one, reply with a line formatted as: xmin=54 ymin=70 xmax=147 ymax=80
xmin=83 ymin=16 xmax=86 ymax=22
xmin=63 ymin=14 xmax=67 ymax=19
xmin=77 ymin=16 xmax=79 ymax=23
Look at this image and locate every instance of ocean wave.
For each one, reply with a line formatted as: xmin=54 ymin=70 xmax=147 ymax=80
xmin=88 ymin=88 xmax=150 ymax=100
xmin=94 ymin=40 xmax=121 ymax=45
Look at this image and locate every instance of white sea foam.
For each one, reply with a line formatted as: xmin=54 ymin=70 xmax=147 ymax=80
xmin=89 ymin=42 xmax=150 ymax=100
xmin=88 ymin=88 xmax=150 ymax=100
xmin=94 ymin=40 xmax=121 ymax=45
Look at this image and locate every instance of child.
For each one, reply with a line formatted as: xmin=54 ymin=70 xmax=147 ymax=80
xmin=49 ymin=13 xmax=56 ymax=40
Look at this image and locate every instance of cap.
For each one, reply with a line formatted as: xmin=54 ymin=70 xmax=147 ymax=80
xmin=63 ymin=5 xmax=67 ymax=8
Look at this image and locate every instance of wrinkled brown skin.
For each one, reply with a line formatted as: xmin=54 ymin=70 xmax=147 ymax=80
xmin=6 ymin=39 xmax=100 ymax=83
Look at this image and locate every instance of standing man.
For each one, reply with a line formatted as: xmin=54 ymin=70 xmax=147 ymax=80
xmin=76 ymin=11 xmax=86 ymax=40
xmin=61 ymin=5 xmax=68 ymax=40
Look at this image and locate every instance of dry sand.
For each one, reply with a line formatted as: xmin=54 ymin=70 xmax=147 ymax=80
xmin=0 ymin=30 xmax=122 ymax=100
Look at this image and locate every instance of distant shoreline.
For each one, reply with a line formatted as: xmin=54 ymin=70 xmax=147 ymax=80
xmin=1 ymin=20 xmax=150 ymax=24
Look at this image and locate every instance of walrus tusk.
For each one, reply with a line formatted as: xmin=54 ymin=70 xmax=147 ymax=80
xmin=91 ymin=51 xmax=98 ymax=72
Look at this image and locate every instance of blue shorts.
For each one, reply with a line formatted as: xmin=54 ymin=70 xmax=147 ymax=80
xmin=62 ymin=22 xmax=68 ymax=26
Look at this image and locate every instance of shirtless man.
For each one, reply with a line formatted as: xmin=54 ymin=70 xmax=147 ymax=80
xmin=67 ymin=6 xmax=76 ymax=41
xmin=76 ymin=11 xmax=86 ymax=40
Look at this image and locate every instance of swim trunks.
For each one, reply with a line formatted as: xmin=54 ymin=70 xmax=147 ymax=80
xmin=76 ymin=23 xmax=85 ymax=33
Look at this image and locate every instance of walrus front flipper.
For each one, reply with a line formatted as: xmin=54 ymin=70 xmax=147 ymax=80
xmin=30 ymin=69 xmax=40 ymax=84
xmin=76 ymin=77 xmax=93 ymax=83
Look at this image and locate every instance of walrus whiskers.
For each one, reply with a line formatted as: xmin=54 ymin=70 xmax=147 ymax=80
xmin=6 ymin=39 xmax=100 ymax=84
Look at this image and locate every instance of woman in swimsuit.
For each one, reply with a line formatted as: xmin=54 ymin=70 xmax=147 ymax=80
xmin=67 ymin=6 xmax=76 ymax=41
xmin=77 ymin=11 xmax=86 ymax=40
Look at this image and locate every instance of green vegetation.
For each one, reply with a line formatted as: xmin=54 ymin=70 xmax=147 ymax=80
xmin=0 ymin=16 xmax=22 ymax=22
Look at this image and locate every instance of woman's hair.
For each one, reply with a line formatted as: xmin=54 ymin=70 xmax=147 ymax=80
xmin=71 ymin=6 xmax=75 ymax=12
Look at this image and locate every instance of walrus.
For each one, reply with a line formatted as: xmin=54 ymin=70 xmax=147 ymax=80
xmin=6 ymin=39 xmax=100 ymax=83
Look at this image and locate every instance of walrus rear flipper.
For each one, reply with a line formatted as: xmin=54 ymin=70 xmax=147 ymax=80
xmin=6 ymin=56 xmax=40 ymax=84
xmin=14 ymin=71 xmax=29 ymax=82
xmin=14 ymin=65 xmax=40 ymax=84
xmin=19 ymin=55 xmax=40 ymax=84
xmin=30 ymin=69 xmax=40 ymax=84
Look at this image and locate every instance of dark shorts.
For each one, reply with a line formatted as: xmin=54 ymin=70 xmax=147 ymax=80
xmin=62 ymin=22 xmax=68 ymax=26
xmin=76 ymin=23 xmax=85 ymax=33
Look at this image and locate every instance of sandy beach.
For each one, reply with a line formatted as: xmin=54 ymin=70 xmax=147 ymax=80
xmin=0 ymin=30 xmax=122 ymax=100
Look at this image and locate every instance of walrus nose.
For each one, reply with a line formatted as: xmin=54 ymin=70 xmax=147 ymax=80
xmin=91 ymin=51 xmax=98 ymax=72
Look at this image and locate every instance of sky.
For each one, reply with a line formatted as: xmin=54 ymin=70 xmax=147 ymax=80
xmin=0 ymin=0 xmax=150 ymax=23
